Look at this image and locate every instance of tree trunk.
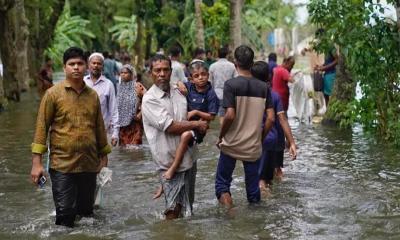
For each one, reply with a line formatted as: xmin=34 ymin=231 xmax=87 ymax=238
xmin=324 ymin=53 xmax=356 ymax=124
xmin=145 ymin=18 xmax=152 ymax=60
xmin=25 ymin=0 xmax=65 ymax=97
xmin=14 ymin=0 xmax=30 ymax=91
xmin=396 ymin=1 xmax=400 ymax=50
xmin=194 ymin=0 xmax=205 ymax=49
xmin=229 ymin=0 xmax=243 ymax=51
xmin=134 ymin=16 xmax=144 ymax=71
xmin=0 ymin=1 xmax=20 ymax=102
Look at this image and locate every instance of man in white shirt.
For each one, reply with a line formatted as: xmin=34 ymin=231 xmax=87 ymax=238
xmin=169 ymin=46 xmax=187 ymax=85
xmin=209 ymin=46 xmax=237 ymax=124
xmin=84 ymin=52 xmax=119 ymax=146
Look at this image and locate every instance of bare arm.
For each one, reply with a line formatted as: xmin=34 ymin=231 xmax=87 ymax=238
xmin=277 ymin=112 xmax=297 ymax=160
xmin=217 ymin=107 xmax=235 ymax=147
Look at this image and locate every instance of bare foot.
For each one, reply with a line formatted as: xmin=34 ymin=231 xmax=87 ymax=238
xmin=260 ymin=183 xmax=272 ymax=198
xmin=153 ymin=186 xmax=163 ymax=199
xmin=275 ymin=167 xmax=283 ymax=181
xmin=218 ymin=192 xmax=233 ymax=208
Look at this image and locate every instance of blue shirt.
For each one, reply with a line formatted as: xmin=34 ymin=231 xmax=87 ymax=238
xmin=184 ymin=81 xmax=219 ymax=120
xmin=268 ymin=61 xmax=277 ymax=79
xmin=263 ymin=91 xmax=285 ymax=151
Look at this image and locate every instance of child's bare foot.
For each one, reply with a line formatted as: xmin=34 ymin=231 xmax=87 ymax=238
xmin=153 ymin=186 xmax=163 ymax=199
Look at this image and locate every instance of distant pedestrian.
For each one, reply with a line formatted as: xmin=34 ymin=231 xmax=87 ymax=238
xmin=84 ymin=53 xmax=119 ymax=146
xmin=117 ymin=64 xmax=147 ymax=146
xmin=169 ymin=46 xmax=187 ymax=85
xmin=38 ymin=56 xmax=54 ymax=96
xmin=103 ymin=51 xmax=119 ymax=89
xmin=272 ymin=56 xmax=296 ymax=112
xmin=209 ymin=46 xmax=237 ymax=125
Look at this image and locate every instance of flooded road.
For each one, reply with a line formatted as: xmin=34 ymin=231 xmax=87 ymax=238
xmin=0 ymin=88 xmax=400 ymax=239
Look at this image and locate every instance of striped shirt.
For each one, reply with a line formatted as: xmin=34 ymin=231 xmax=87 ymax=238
xmin=84 ymin=75 xmax=119 ymax=139
xmin=31 ymin=80 xmax=111 ymax=173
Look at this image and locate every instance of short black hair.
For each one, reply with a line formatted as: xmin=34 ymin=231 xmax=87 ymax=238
xmin=234 ymin=45 xmax=254 ymax=70
xmin=169 ymin=46 xmax=181 ymax=57
xmin=193 ymin=47 xmax=205 ymax=58
xmin=218 ymin=46 xmax=229 ymax=58
xmin=103 ymin=51 xmax=110 ymax=58
xmin=251 ymin=61 xmax=269 ymax=83
xmin=149 ymin=54 xmax=172 ymax=70
xmin=268 ymin=53 xmax=277 ymax=62
xmin=63 ymin=47 xmax=86 ymax=64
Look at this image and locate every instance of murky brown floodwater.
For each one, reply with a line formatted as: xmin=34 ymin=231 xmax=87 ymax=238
xmin=1 ymin=78 xmax=400 ymax=239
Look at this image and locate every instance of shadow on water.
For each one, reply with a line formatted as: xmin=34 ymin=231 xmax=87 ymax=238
xmin=0 ymin=88 xmax=400 ymax=239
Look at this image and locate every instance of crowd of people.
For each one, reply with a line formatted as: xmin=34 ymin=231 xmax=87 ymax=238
xmin=30 ymin=42 xmax=337 ymax=227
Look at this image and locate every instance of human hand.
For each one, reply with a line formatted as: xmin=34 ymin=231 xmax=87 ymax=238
xmin=216 ymin=138 xmax=222 ymax=149
xmin=289 ymin=144 xmax=297 ymax=160
xmin=111 ymin=138 xmax=118 ymax=146
xmin=97 ymin=155 xmax=109 ymax=172
xmin=177 ymin=81 xmax=188 ymax=96
xmin=31 ymin=154 xmax=44 ymax=185
xmin=162 ymin=169 xmax=174 ymax=180
xmin=196 ymin=120 xmax=208 ymax=134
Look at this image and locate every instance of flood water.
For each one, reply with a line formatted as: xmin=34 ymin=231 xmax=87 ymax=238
xmin=1 ymin=87 xmax=400 ymax=239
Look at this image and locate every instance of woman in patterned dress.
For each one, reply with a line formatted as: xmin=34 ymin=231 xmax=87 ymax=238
xmin=117 ymin=64 xmax=147 ymax=146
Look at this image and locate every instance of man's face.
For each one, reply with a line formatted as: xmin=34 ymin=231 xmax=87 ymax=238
xmin=64 ymin=58 xmax=86 ymax=80
xmin=151 ymin=60 xmax=171 ymax=91
xmin=89 ymin=56 xmax=104 ymax=77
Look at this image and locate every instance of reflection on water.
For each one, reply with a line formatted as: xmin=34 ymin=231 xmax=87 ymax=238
xmin=1 ymin=89 xmax=400 ymax=239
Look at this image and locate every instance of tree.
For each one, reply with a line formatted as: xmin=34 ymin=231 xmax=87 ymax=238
xmin=0 ymin=0 xmax=30 ymax=106
xmin=308 ymin=0 xmax=400 ymax=144
xmin=194 ymin=0 xmax=205 ymax=49
xmin=25 ymin=0 xmax=65 ymax=97
xmin=46 ymin=1 xmax=95 ymax=68
xmin=229 ymin=0 xmax=243 ymax=50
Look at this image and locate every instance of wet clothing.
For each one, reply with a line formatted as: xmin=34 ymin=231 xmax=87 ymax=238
xmin=258 ymin=150 xmax=284 ymax=182
xmin=50 ymin=169 xmax=97 ymax=228
xmin=215 ymin=152 xmax=260 ymax=203
xmin=142 ymin=83 xmax=198 ymax=216
xmin=31 ymin=80 xmax=111 ymax=173
xmin=272 ymin=66 xmax=291 ymax=111
xmin=219 ymin=76 xmax=272 ymax=162
xmin=159 ymin=162 xmax=197 ymax=217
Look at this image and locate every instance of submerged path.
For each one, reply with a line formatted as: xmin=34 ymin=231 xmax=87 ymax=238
xmin=0 ymin=89 xmax=399 ymax=240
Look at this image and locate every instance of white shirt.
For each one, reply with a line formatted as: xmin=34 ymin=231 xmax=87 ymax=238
xmin=84 ymin=75 xmax=119 ymax=139
xmin=209 ymin=58 xmax=237 ymax=100
xmin=142 ymin=84 xmax=196 ymax=172
xmin=171 ymin=60 xmax=187 ymax=85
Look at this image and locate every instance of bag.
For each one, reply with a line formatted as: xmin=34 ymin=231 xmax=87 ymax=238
xmin=313 ymin=70 xmax=324 ymax=92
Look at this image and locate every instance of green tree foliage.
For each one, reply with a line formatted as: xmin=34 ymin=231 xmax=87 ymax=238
xmin=308 ymin=0 xmax=400 ymax=144
xmin=109 ymin=15 xmax=137 ymax=52
xmin=46 ymin=1 xmax=95 ymax=67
